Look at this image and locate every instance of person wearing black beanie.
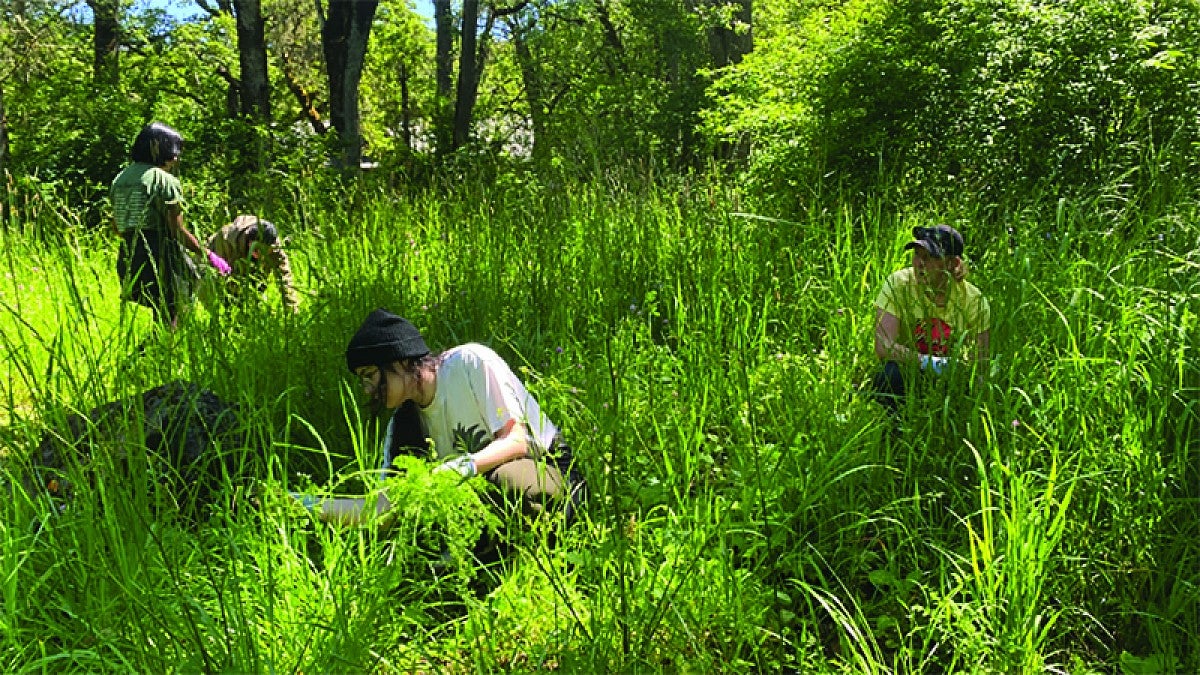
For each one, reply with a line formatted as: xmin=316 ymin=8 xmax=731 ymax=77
xmin=294 ymin=308 xmax=585 ymax=530
xmin=345 ymin=308 xmax=430 ymax=372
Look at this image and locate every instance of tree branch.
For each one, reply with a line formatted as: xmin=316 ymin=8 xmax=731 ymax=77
xmin=162 ymin=86 xmax=211 ymax=108
xmin=280 ymin=54 xmax=327 ymax=134
xmin=193 ymin=0 xmax=227 ymax=18
xmin=488 ymin=0 xmax=529 ymax=19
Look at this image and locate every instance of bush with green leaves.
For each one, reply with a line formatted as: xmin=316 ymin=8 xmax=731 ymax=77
xmin=380 ymin=455 xmax=502 ymax=579
xmin=704 ymin=0 xmax=1200 ymax=213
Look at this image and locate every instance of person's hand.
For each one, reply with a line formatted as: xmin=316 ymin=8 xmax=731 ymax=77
xmin=433 ymin=455 xmax=477 ymax=478
xmin=919 ymin=354 xmax=949 ymax=375
xmin=207 ymin=250 xmax=232 ymax=276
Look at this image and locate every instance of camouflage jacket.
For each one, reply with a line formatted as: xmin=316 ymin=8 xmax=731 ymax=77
xmin=207 ymin=215 xmax=300 ymax=310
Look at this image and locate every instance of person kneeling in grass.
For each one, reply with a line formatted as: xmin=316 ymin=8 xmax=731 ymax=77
xmin=872 ymin=224 xmax=991 ymax=415
xmin=204 ymin=215 xmax=300 ymax=313
xmin=295 ymin=309 xmax=585 ymax=531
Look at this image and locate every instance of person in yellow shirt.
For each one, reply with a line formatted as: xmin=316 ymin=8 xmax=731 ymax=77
xmin=205 ymin=215 xmax=300 ymax=312
xmin=873 ymin=225 xmax=990 ymax=414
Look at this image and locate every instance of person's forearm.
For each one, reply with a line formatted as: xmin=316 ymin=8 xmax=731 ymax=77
xmin=169 ymin=211 xmax=205 ymax=256
xmin=313 ymin=493 xmax=391 ymax=526
xmin=471 ymin=432 xmax=530 ymax=474
xmin=874 ymin=310 xmax=918 ymax=363
xmin=177 ymin=227 xmax=205 ymax=256
xmin=275 ymin=258 xmax=301 ymax=309
xmin=877 ymin=339 xmax=919 ymax=363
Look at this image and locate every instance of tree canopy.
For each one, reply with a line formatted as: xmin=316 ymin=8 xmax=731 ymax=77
xmin=1 ymin=0 xmax=1197 ymax=220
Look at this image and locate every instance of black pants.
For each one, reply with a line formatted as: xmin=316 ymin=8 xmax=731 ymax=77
xmin=117 ymin=228 xmax=195 ymax=322
xmin=873 ymin=360 xmax=908 ymax=415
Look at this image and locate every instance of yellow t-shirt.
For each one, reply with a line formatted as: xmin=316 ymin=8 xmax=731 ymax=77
xmin=875 ymin=267 xmax=991 ymax=357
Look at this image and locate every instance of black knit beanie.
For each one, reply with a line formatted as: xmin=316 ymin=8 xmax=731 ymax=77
xmin=345 ymin=309 xmax=429 ymax=372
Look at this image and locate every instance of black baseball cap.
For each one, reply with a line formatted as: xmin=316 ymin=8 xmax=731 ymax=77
xmin=905 ymin=225 xmax=964 ymax=259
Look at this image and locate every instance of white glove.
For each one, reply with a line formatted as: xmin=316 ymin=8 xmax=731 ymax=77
xmin=289 ymin=492 xmax=320 ymax=512
xmin=434 ymin=455 xmax=477 ymax=478
xmin=919 ymin=354 xmax=949 ymax=375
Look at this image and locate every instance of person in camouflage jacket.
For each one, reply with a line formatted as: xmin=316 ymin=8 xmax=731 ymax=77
xmin=206 ymin=215 xmax=300 ymax=312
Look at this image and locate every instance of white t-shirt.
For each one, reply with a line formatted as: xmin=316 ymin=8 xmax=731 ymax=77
xmin=380 ymin=343 xmax=558 ymax=475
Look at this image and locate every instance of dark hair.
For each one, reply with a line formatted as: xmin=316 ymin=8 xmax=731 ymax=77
xmin=367 ymin=354 xmax=441 ymax=462
xmin=387 ymin=401 xmax=430 ymax=461
xmin=251 ymin=220 xmax=279 ymax=246
xmin=365 ymin=353 xmax=440 ymax=416
xmin=130 ymin=122 xmax=184 ymax=166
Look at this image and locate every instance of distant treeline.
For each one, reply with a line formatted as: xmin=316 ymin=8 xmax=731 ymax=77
xmin=2 ymin=0 xmax=1197 ymax=220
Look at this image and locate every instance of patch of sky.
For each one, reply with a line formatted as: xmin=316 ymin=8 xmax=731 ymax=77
xmin=140 ymin=0 xmax=433 ymax=23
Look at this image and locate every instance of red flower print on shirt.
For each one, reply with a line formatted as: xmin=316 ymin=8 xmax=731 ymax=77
xmin=914 ymin=318 xmax=952 ymax=356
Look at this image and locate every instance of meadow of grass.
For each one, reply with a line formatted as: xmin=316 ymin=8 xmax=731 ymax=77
xmin=0 ymin=172 xmax=1197 ymax=672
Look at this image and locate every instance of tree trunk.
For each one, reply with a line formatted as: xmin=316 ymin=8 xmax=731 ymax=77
xmin=509 ymin=16 xmax=546 ymax=162
xmin=433 ymin=0 xmax=454 ymax=155
xmin=87 ymin=0 xmax=121 ymax=86
xmin=233 ymin=0 xmax=271 ymax=119
xmin=708 ymin=0 xmax=752 ymax=69
xmin=452 ymin=0 xmax=480 ymax=150
xmin=592 ymin=0 xmax=624 ymax=74
xmin=399 ymin=62 xmax=413 ymax=150
xmin=230 ymin=0 xmax=271 ymax=182
xmin=217 ymin=65 xmax=242 ymax=118
xmin=0 ymin=82 xmax=9 ymax=229
xmin=321 ymin=0 xmax=380 ymax=169
xmin=708 ymin=0 xmax=752 ymax=161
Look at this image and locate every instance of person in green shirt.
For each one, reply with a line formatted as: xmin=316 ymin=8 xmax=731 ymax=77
xmin=872 ymin=225 xmax=991 ymax=414
xmin=111 ymin=122 xmax=230 ymax=328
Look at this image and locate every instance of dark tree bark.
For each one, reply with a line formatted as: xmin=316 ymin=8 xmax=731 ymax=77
xmin=452 ymin=0 xmax=480 ymax=149
xmin=86 ymin=0 xmax=121 ymax=85
xmin=433 ymin=0 xmax=454 ymax=155
xmin=592 ymin=0 xmax=624 ymax=74
xmin=508 ymin=15 xmax=546 ymax=162
xmin=196 ymin=0 xmax=241 ymax=117
xmin=233 ymin=0 xmax=271 ymax=119
xmin=449 ymin=1 xmax=525 ymax=153
xmin=707 ymin=0 xmax=752 ymax=161
xmin=319 ymin=0 xmax=380 ymax=169
xmin=216 ymin=65 xmax=242 ymax=118
xmin=282 ymin=55 xmax=328 ymax=135
xmin=399 ymin=62 xmax=413 ymax=149
xmin=707 ymin=0 xmax=751 ymax=68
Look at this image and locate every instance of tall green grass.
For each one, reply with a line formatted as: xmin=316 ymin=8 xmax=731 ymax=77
xmin=0 ymin=173 xmax=1197 ymax=672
